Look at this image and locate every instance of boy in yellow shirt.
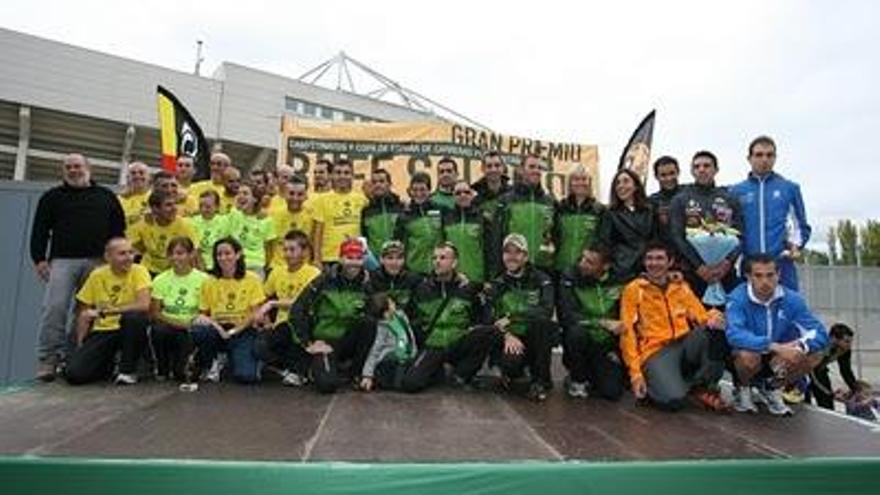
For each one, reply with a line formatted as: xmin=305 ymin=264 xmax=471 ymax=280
xmin=66 ymin=238 xmax=151 ymax=385
xmin=128 ymin=190 xmax=201 ymax=276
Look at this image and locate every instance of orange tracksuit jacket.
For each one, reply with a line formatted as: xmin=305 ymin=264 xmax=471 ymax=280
xmin=619 ymin=276 xmax=720 ymax=383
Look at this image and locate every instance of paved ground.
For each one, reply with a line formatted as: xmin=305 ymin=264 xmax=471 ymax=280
xmin=1 ymin=378 xmax=878 ymax=462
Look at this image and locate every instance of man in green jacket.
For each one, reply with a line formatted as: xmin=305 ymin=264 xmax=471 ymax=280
xmin=442 ymin=180 xmax=491 ymax=284
xmin=430 ymin=157 xmax=458 ymax=211
xmin=361 ymin=168 xmax=404 ymax=257
xmin=486 ymin=234 xmax=555 ymax=401
xmin=497 ymin=153 xmax=556 ymax=271
xmin=557 ymin=246 xmax=625 ymax=400
xmin=401 ymin=242 xmax=494 ymax=392
xmin=395 ymin=172 xmax=444 ymax=275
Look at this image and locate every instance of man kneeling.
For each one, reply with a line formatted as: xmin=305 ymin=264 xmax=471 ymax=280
xmin=726 ymin=253 xmax=828 ymax=416
xmin=66 ymin=238 xmax=150 ymax=385
xmin=620 ymin=241 xmax=728 ymax=411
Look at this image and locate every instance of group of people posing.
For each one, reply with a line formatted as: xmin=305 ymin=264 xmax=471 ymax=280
xmin=29 ymin=134 xmax=861 ymax=417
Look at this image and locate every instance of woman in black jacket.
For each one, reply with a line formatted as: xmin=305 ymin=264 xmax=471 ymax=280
xmin=597 ymin=169 xmax=657 ymax=283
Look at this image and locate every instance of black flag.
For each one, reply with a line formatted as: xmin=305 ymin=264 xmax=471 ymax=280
xmin=157 ymin=85 xmax=210 ymax=180
xmin=618 ymin=110 xmax=656 ymax=183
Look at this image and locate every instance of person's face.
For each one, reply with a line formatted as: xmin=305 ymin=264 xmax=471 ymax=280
xmin=236 ymin=185 xmax=256 ymax=211
xmin=432 ymin=247 xmax=457 ymax=276
xmin=128 ymin=167 xmax=149 ymax=190
xmin=157 ymin=178 xmax=179 ymax=197
xmin=169 ymin=244 xmax=193 ymax=272
xmin=332 ymin=165 xmax=353 ymax=191
xmin=655 ymin=163 xmax=679 ymax=191
xmin=437 ymin=162 xmax=458 ymax=188
xmin=691 ymin=156 xmax=717 ymax=186
xmin=176 ymin=157 xmax=194 ymax=181
xmin=643 ymin=249 xmax=672 ymax=280
xmin=224 ymin=171 xmax=241 ymax=195
xmin=154 ymin=198 xmax=178 ymax=222
xmin=747 ymin=261 xmax=779 ymax=301
xmin=569 ymin=173 xmax=591 ymax=198
xmin=502 ymin=246 xmax=527 ymax=273
xmin=106 ymin=239 xmax=135 ymax=271
xmin=749 ymin=143 xmax=776 ymax=176
xmin=313 ymin=163 xmax=330 ymax=187
xmin=523 ymin=157 xmax=543 ymax=186
xmin=215 ymin=243 xmax=240 ymax=276
xmin=614 ymin=172 xmax=636 ymax=204
xmin=283 ymin=240 xmax=304 ymax=267
xmin=381 ymin=251 xmax=405 ymax=275
xmin=409 ymin=182 xmax=430 ymax=204
xmin=250 ymin=173 xmax=268 ymax=196
xmin=210 ymin=155 xmax=229 ymax=178
xmin=62 ymin=155 xmax=90 ymax=187
xmin=371 ymin=173 xmax=391 ymax=197
xmin=578 ymin=250 xmax=607 ymax=278
xmin=833 ymin=333 xmax=854 ymax=352
xmin=340 ymin=253 xmax=364 ymax=278
xmin=482 ymin=156 xmax=505 ymax=181
xmin=454 ymin=184 xmax=475 ymax=208
xmin=285 ymin=184 xmax=308 ymax=210
xmin=198 ymin=195 xmax=218 ymax=217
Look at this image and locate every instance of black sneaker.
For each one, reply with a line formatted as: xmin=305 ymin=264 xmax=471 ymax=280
xmin=527 ymin=383 xmax=548 ymax=402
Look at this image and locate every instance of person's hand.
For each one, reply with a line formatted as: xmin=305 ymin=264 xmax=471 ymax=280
xmin=696 ymin=265 xmax=713 ymax=283
xmin=192 ymin=315 xmax=214 ymax=327
xmin=601 ymin=319 xmax=623 ymax=335
xmin=306 ymin=340 xmax=333 ymax=355
xmin=503 ymin=333 xmax=524 ymax=355
xmin=714 ymin=259 xmax=732 ymax=279
xmin=360 ymin=376 xmax=374 ymax=392
xmin=456 ymin=272 xmax=470 ymax=288
xmin=706 ymin=311 xmax=726 ymax=330
xmin=770 ymin=341 xmax=804 ymax=364
xmin=668 ymin=270 xmax=685 ymax=283
xmin=494 ymin=316 xmax=511 ymax=331
xmin=34 ymin=261 xmax=51 ymax=283
xmin=255 ymin=301 xmax=275 ymax=324
xmin=632 ymin=376 xmax=647 ymax=399
xmin=81 ymin=308 xmax=101 ymax=321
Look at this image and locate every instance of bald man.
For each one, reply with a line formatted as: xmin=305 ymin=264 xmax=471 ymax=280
xmin=188 ymin=152 xmax=231 ymax=210
xmin=31 ymin=154 xmax=126 ymax=381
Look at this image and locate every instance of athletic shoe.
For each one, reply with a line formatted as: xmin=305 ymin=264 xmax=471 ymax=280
xmin=527 ymin=383 xmax=549 ymax=402
xmin=204 ymin=358 xmax=223 ymax=383
xmin=114 ymin=373 xmax=138 ymax=385
xmin=733 ymin=386 xmax=758 ymax=413
xmin=567 ymin=381 xmax=589 ymax=399
xmin=36 ymin=361 xmax=56 ymax=382
xmin=782 ymin=387 xmax=805 ymax=404
xmin=280 ymin=370 xmax=306 ymax=387
xmin=761 ymin=386 xmax=794 ymax=416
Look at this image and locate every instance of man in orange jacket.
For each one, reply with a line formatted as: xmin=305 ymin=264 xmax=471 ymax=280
xmin=619 ymin=241 xmax=728 ymax=411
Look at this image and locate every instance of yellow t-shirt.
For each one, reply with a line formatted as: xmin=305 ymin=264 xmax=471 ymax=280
xmin=118 ymin=190 xmax=151 ymax=228
xmin=312 ymin=190 xmax=368 ymax=262
xmin=266 ymin=194 xmax=287 ymax=217
xmin=128 ymin=217 xmax=201 ymax=274
xmin=264 ymin=264 xmax=321 ymax=324
xmin=179 ymin=192 xmax=199 ymax=217
xmin=199 ymin=271 xmax=265 ymax=326
xmin=76 ymin=264 xmax=152 ymax=331
xmin=268 ymin=206 xmax=316 ymax=269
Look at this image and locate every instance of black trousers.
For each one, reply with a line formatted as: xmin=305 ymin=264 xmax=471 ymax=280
xmin=401 ymin=325 xmax=495 ymax=393
xmin=491 ymin=320 xmax=554 ymax=389
xmin=309 ymin=322 xmax=376 ymax=394
xmin=254 ymin=322 xmax=311 ymax=376
xmin=563 ymin=327 xmax=625 ymax=400
xmin=65 ymin=312 xmax=149 ymax=385
xmin=151 ymin=323 xmax=195 ymax=381
xmin=808 ymin=366 xmax=835 ymax=409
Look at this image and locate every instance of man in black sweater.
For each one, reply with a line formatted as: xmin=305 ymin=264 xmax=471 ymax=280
xmin=30 ymin=153 xmax=126 ymax=381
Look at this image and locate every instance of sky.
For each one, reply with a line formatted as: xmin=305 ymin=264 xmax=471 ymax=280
xmin=1 ymin=0 xmax=878 ymax=251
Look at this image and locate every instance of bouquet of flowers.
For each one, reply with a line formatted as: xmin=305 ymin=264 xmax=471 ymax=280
xmin=686 ymin=219 xmax=740 ymax=306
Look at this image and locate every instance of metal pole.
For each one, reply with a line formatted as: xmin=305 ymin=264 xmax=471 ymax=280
xmin=13 ymin=105 xmax=31 ymax=181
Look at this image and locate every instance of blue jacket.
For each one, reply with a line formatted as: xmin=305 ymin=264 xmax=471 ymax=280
xmin=725 ymin=282 xmax=828 ymax=353
xmin=730 ymin=172 xmax=810 ymax=258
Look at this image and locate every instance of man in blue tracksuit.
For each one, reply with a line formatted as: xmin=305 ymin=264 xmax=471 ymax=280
xmin=729 ymin=136 xmax=811 ymax=290
xmin=726 ymin=253 xmax=828 ymax=416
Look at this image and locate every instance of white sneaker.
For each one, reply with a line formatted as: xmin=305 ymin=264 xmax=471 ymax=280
xmin=280 ymin=370 xmax=305 ymax=387
xmin=204 ymin=357 xmax=224 ymax=383
xmin=733 ymin=386 xmax=758 ymax=413
xmin=567 ymin=381 xmax=589 ymax=399
xmin=761 ymin=387 xmax=794 ymax=416
xmin=114 ymin=373 xmax=138 ymax=385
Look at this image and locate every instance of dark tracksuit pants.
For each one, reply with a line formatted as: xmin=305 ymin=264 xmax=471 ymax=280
xmin=65 ymin=312 xmax=149 ymax=385
xmin=309 ymin=322 xmax=376 ymax=394
xmin=642 ymin=328 xmax=725 ymax=410
xmin=491 ymin=320 xmax=555 ymax=389
xmin=563 ymin=327 xmax=625 ymax=400
xmin=254 ymin=322 xmax=311 ymax=377
xmin=401 ymin=325 xmax=495 ymax=393
xmin=151 ymin=323 xmax=195 ymax=381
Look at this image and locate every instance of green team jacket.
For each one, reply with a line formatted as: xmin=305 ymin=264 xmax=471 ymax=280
xmin=442 ymin=205 xmax=491 ymax=283
xmin=485 ymin=264 xmax=555 ymax=336
xmin=290 ymin=265 xmax=369 ymax=342
xmin=556 ymin=267 xmax=622 ymax=352
xmin=497 ymin=183 xmax=556 ymax=270
xmin=552 ymin=196 xmax=606 ymax=272
xmin=471 ymin=176 xmax=511 ymax=277
xmin=394 ymin=201 xmax=444 ymax=275
xmin=407 ymin=273 xmax=488 ymax=349
xmin=360 ymin=192 xmax=404 ymax=257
